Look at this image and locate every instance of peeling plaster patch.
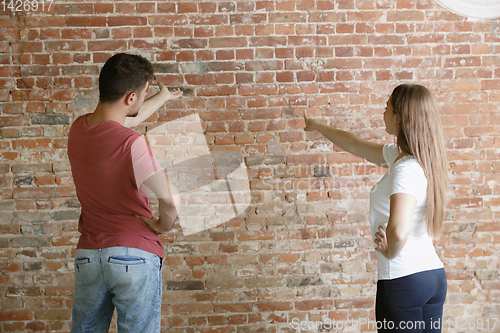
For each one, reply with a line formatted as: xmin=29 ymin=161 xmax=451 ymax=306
xmin=436 ymin=0 xmax=500 ymax=20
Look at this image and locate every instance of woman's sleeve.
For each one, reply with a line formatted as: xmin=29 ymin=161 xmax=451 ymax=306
xmin=389 ymin=162 xmax=427 ymax=200
xmin=382 ymin=144 xmax=401 ymax=166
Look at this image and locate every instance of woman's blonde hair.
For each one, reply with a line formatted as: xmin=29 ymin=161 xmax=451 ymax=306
xmin=390 ymin=84 xmax=448 ymax=239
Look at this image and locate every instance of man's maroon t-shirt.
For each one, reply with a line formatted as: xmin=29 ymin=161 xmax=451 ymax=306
xmin=68 ymin=114 xmax=163 ymax=258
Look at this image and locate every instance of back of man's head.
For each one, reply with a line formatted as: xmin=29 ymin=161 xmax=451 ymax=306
xmin=99 ymin=53 xmax=154 ymax=103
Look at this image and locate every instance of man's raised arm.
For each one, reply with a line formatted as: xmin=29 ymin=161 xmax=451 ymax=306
xmin=124 ymin=83 xmax=183 ymax=128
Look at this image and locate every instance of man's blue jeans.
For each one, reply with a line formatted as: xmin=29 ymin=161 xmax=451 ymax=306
xmin=71 ymin=247 xmax=162 ymax=333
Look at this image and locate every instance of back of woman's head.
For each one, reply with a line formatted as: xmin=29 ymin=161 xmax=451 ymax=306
xmin=390 ymin=84 xmax=448 ymax=239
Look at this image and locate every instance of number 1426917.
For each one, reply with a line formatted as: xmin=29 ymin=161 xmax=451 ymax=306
xmin=1 ymin=0 xmax=53 ymax=13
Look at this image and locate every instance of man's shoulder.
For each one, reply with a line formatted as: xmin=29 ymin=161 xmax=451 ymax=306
xmin=69 ymin=113 xmax=87 ymax=128
xmin=69 ymin=116 xmax=142 ymax=151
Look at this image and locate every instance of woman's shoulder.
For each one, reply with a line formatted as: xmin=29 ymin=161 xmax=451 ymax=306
xmin=382 ymin=144 xmax=401 ymax=165
xmin=392 ymin=156 xmax=427 ymax=183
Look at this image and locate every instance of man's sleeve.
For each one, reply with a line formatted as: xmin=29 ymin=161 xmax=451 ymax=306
xmin=131 ymin=136 xmax=162 ymax=197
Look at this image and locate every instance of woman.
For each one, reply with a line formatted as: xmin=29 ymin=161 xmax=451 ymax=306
xmin=304 ymin=84 xmax=448 ymax=332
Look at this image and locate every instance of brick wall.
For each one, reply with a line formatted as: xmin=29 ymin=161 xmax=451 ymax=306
xmin=1 ymin=0 xmax=500 ymax=332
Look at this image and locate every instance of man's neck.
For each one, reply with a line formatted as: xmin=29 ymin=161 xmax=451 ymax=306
xmin=86 ymin=101 xmax=127 ymax=126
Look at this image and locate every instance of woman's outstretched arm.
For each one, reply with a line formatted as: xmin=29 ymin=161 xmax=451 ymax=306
xmin=303 ymin=114 xmax=387 ymax=167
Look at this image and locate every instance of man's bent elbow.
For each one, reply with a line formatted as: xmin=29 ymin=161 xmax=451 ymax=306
xmin=158 ymin=197 xmax=179 ymax=231
xmin=159 ymin=195 xmax=180 ymax=213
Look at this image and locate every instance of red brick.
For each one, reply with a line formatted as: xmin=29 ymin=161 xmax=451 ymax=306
xmin=276 ymin=71 xmax=294 ymax=82
xmin=238 ymin=85 xmax=279 ymax=96
xmin=279 ymin=131 xmax=303 ymax=142
xmin=307 ymin=191 xmax=329 ymax=201
xmin=279 ymin=253 xmax=300 ymax=263
xmin=216 ymin=50 xmax=234 ymax=61
xmin=34 ymin=309 xmax=71 ymax=321
xmin=66 ymin=16 xmax=106 ymax=27
xmin=194 ymin=27 xmax=214 ymax=38
xmin=296 ymin=300 xmax=333 ymax=311
xmin=88 ymin=40 xmax=127 ymax=52
xmin=481 ymin=80 xmax=500 ymax=90
xmin=26 ymin=322 xmax=45 ymax=331
xmin=25 ymin=17 xmax=66 ymax=28
xmin=317 ymin=71 xmax=335 ymax=82
xmin=173 ymin=303 xmax=212 ymax=315
xmin=13 ymin=188 xmax=54 ymax=200
xmin=296 ymin=71 xmax=315 ymax=82
xmin=53 ymin=53 xmax=72 ymax=64
xmin=149 ymin=15 xmax=189 ymax=26
xmin=235 ymin=73 xmax=253 ymax=84
xmin=334 ymin=298 xmax=373 ymax=309
xmin=209 ymin=37 xmax=247 ymax=48
xmin=185 ymin=74 xmax=204 ymax=85
xmin=445 ymin=56 xmax=481 ymax=67
xmin=34 ymin=175 xmax=55 ymax=186
xmin=0 ymin=311 xmax=33 ymax=321
xmin=0 ymin=116 xmax=30 ymax=126
xmin=256 ymin=301 xmax=293 ymax=311
xmin=7 ymin=286 xmax=43 ymax=297
xmin=45 ymin=286 xmax=73 ymax=296
xmin=247 ymin=97 xmax=267 ymax=108
xmin=197 ymin=86 xmax=237 ymax=97
xmin=94 ymin=3 xmax=113 ymax=13
xmin=234 ymin=25 xmax=254 ymax=36
xmin=54 ymin=3 xmax=93 ymax=14
xmin=12 ymin=139 xmax=52 ymax=149
xmin=237 ymin=231 xmax=275 ymax=241
xmin=269 ymin=13 xmax=306 ymax=23
xmin=107 ymin=16 xmax=146 ymax=26
xmin=287 ymin=154 xmax=325 ymax=165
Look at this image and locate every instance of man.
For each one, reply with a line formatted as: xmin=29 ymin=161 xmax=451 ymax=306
xmin=68 ymin=53 xmax=182 ymax=332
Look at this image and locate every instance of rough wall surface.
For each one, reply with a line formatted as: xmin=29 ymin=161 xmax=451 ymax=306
xmin=0 ymin=0 xmax=500 ymax=332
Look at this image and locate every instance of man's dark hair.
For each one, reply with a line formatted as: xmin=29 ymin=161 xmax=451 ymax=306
xmin=98 ymin=53 xmax=155 ymax=103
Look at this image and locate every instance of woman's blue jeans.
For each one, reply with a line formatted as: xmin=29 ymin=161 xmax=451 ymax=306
xmin=376 ymin=268 xmax=447 ymax=333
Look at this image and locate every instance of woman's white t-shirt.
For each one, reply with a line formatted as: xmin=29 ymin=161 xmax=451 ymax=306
xmin=370 ymin=144 xmax=444 ymax=280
